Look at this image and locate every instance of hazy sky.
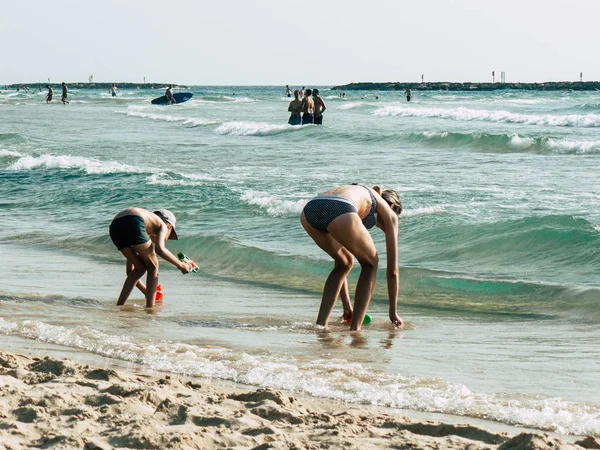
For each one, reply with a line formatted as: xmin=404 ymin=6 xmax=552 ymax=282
xmin=2 ymin=0 xmax=598 ymax=85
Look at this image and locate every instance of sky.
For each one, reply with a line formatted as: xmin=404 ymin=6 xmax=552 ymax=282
xmin=2 ymin=0 xmax=599 ymax=86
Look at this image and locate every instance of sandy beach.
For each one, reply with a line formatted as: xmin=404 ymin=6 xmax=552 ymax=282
xmin=0 ymin=350 xmax=596 ymax=450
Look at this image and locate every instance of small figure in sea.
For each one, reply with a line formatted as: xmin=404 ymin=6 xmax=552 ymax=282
xmin=300 ymin=184 xmax=403 ymax=330
xmin=61 ymin=82 xmax=69 ymax=104
xmin=109 ymin=83 xmax=120 ymax=97
xmin=312 ymin=89 xmax=327 ymax=125
xmin=300 ymin=88 xmax=314 ymax=125
xmin=109 ymin=208 xmax=192 ymax=307
xmin=405 ymin=88 xmax=412 ymax=102
xmin=45 ymin=85 xmax=53 ymax=103
xmin=287 ymin=90 xmax=302 ymax=125
xmin=300 ymin=86 xmax=305 ymax=97
xmin=165 ymin=85 xmax=175 ymax=104
xmin=285 ymin=85 xmax=292 ymax=97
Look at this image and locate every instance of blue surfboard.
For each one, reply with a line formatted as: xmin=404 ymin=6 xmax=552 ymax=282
xmin=151 ymin=92 xmax=193 ymax=105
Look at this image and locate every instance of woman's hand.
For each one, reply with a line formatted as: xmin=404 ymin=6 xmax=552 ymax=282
xmin=390 ymin=312 xmax=403 ymax=327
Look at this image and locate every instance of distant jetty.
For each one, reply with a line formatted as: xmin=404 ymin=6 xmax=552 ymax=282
xmin=5 ymin=82 xmax=187 ymax=90
xmin=332 ymin=81 xmax=600 ymax=92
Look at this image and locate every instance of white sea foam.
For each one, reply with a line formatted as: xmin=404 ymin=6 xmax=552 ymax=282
xmin=240 ymin=190 xmax=306 ymax=216
xmin=0 ymin=149 xmax=22 ymax=157
xmin=7 ymin=154 xmax=146 ymax=175
xmin=215 ymin=121 xmax=296 ymax=136
xmin=195 ymin=96 xmax=256 ymax=103
xmin=121 ymin=108 xmax=217 ymax=126
xmin=337 ymin=102 xmax=361 ymax=110
xmin=545 ymin=138 xmax=600 ymax=154
xmin=147 ymin=172 xmax=219 ymax=186
xmin=1 ymin=316 xmax=600 ymax=436
xmin=402 ymin=206 xmax=447 ymax=217
xmin=508 ymin=133 xmax=535 ymax=149
xmin=421 ymin=131 xmax=449 ymax=139
xmin=373 ymin=106 xmax=600 ymax=127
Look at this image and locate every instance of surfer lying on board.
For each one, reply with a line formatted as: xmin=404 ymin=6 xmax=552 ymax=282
xmin=301 ymin=184 xmax=403 ymax=330
xmin=109 ymin=208 xmax=192 ymax=307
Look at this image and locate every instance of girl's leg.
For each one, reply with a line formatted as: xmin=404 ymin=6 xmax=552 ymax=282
xmin=131 ymin=242 xmax=159 ymax=308
xmin=126 ymin=260 xmax=147 ymax=295
xmin=117 ymin=247 xmax=148 ymax=306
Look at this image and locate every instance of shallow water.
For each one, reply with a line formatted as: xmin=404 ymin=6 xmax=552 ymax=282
xmin=1 ymin=86 xmax=599 ymax=434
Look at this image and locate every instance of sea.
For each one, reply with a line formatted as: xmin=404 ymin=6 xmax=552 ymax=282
xmin=1 ymin=85 xmax=599 ymax=436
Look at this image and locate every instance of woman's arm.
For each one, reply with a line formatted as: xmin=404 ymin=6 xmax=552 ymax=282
xmin=378 ymin=200 xmax=402 ymax=326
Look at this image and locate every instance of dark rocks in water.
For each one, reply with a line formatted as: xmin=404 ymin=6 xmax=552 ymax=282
xmin=6 ymin=82 xmax=187 ymax=90
xmin=332 ymin=81 xmax=600 ymax=92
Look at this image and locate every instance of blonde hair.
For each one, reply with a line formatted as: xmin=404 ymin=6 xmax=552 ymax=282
xmin=373 ymin=186 xmax=402 ymax=215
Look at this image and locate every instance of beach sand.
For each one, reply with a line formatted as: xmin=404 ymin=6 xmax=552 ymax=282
xmin=1 ymin=350 xmax=597 ymax=450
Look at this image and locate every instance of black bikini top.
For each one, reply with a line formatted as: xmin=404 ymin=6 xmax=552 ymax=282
xmin=353 ymin=183 xmax=377 ymax=229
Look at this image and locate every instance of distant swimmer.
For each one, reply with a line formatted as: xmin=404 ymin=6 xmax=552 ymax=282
xmin=165 ymin=85 xmax=175 ymax=104
xmin=312 ymin=89 xmax=327 ymax=125
xmin=109 ymin=83 xmax=120 ymax=97
xmin=45 ymin=85 xmax=53 ymax=103
xmin=300 ymin=86 xmax=305 ymax=97
xmin=300 ymin=88 xmax=314 ymax=125
xmin=285 ymin=84 xmax=292 ymax=98
xmin=61 ymin=82 xmax=69 ymax=104
xmin=405 ymin=88 xmax=412 ymax=102
xmin=300 ymin=184 xmax=403 ymax=330
xmin=109 ymin=208 xmax=192 ymax=308
xmin=287 ymin=90 xmax=302 ymax=125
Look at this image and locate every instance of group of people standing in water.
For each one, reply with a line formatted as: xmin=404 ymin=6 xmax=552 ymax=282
xmin=286 ymin=85 xmax=327 ymax=126
xmin=45 ymin=82 xmax=69 ymax=104
xmin=284 ymin=85 xmax=414 ymax=126
xmin=110 ymin=184 xmax=403 ymax=331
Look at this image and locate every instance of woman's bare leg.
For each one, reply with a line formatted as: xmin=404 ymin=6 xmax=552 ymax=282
xmin=327 ymin=215 xmax=378 ymax=331
xmin=340 ymin=279 xmax=353 ymax=320
xmin=301 ymin=213 xmax=354 ymax=327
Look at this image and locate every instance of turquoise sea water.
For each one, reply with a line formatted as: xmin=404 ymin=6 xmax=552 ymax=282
xmin=1 ymin=85 xmax=599 ymax=435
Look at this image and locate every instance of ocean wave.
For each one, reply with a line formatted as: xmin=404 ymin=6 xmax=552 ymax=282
xmin=1 ymin=317 xmax=599 ymax=435
xmin=0 ymin=132 xmax=25 ymax=142
xmin=147 ymin=172 xmax=219 ymax=186
xmin=402 ymin=206 xmax=447 ymax=217
xmin=121 ymin=108 xmax=218 ymax=127
xmin=404 ymin=215 xmax=600 ymax=290
xmin=571 ymin=103 xmax=600 ymax=112
xmin=9 ymin=223 xmax=600 ymax=320
xmin=239 ymin=190 xmax=307 ymax=216
xmin=373 ymin=106 xmax=600 ymax=127
xmin=337 ymin=102 xmax=362 ymax=110
xmin=409 ymin=131 xmax=600 ymax=154
xmin=196 ymin=95 xmax=256 ymax=103
xmin=0 ymin=149 xmax=23 ymax=158
xmin=215 ymin=121 xmax=299 ymax=136
xmin=7 ymin=154 xmax=148 ymax=175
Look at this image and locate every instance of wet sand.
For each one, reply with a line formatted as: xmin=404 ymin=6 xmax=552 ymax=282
xmin=1 ymin=350 xmax=597 ymax=449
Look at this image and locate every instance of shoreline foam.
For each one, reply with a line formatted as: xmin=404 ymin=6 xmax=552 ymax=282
xmin=0 ymin=349 xmax=595 ymax=449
